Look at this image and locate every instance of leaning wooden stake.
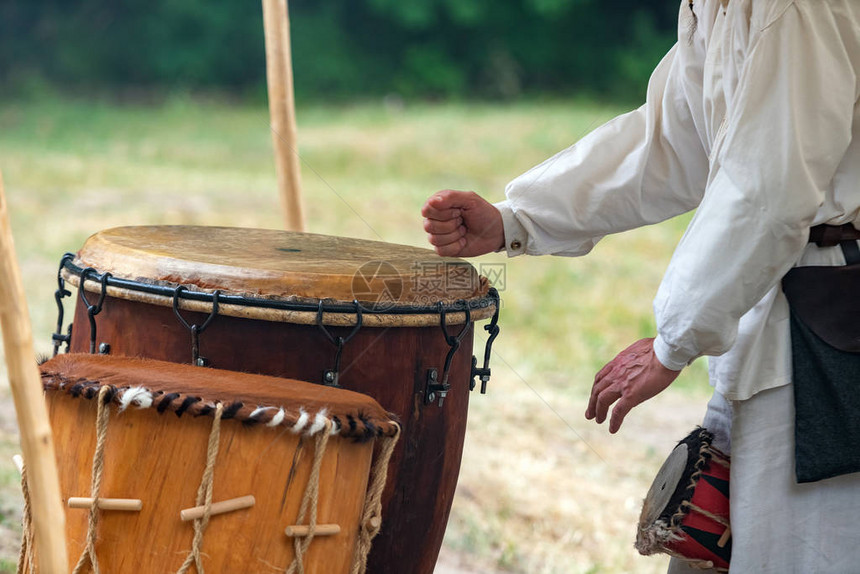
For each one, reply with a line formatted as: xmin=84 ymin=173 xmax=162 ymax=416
xmin=262 ymin=0 xmax=305 ymax=232
xmin=0 ymin=172 xmax=68 ymax=573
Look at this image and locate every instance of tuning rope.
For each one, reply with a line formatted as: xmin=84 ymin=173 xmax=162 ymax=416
xmin=176 ymin=402 xmax=224 ymax=574
xmin=72 ymin=385 xmax=112 ymax=574
xmin=350 ymin=424 xmax=401 ymax=574
xmin=16 ymin=461 xmax=36 ymax=574
xmin=285 ymin=420 xmax=333 ymax=574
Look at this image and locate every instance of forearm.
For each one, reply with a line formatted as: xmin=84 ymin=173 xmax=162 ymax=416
xmin=499 ymin=44 xmax=707 ymax=258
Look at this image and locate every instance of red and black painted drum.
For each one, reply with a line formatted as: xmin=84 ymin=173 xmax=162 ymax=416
xmin=50 ymin=225 xmax=501 ymax=574
xmin=636 ymin=427 xmax=731 ymax=572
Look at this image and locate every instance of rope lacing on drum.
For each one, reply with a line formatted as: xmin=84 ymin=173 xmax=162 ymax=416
xmin=285 ymin=419 xmax=333 ymax=574
xmin=16 ymin=461 xmax=36 ymax=574
xmin=350 ymin=424 xmax=401 ymax=574
xmin=176 ymin=402 xmax=224 ymax=574
xmin=71 ymin=385 xmax=114 ymax=574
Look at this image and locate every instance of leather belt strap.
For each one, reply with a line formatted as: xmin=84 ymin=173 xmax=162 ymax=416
xmin=808 ymin=224 xmax=860 ymax=247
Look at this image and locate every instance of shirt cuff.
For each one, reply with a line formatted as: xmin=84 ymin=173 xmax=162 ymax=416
xmin=652 ymin=334 xmax=689 ymax=372
xmin=493 ymin=200 xmax=527 ymax=257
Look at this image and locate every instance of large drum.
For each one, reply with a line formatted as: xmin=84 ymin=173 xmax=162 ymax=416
xmin=51 ymin=226 xmax=501 ymax=574
xmin=27 ymin=353 xmax=400 ymax=574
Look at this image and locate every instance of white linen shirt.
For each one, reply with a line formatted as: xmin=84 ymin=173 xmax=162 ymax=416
xmin=496 ymin=0 xmax=860 ymax=400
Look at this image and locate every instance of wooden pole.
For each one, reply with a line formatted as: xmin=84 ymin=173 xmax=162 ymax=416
xmin=262 ymin=0 xmax=305 ymax=232
xmin=0 ymin=171 xmax=68 ymax=573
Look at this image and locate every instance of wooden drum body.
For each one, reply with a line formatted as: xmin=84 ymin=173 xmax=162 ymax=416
xmin=52 ymin=226 xmax=500 ymax=574
xmin=34 ymin=354 xmax=400 ymax=574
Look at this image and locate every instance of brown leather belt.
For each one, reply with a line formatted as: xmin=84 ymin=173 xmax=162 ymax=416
xmin=808 ymin=223 xmax=860 ymax=247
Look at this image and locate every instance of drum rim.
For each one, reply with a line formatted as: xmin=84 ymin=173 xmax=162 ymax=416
xmin=41 ymin=354 xmax=401 ymax=439
xmin=59 ymin=253 xmax=499 ymax=326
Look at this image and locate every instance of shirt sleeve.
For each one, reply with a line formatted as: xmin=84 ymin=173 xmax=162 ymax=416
xmin=499 ymin=6 xmax=710 ymax=257
xmin=652 ymin=2 xmax=858 ymax=370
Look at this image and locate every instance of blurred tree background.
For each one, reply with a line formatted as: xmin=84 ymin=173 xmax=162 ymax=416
xmin=0 ymin=0 xmax=677 ymax=102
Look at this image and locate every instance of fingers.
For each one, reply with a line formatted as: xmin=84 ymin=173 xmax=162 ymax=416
xmin=425 ymin=210 xmax=467 ymax=256
xmin=422 ymin=191 xmax=472 ymax=257
xmin=422 ymin=204 xmax=461 ymax=221
xmin=431 ymin=238 xmax=467 ymax=257
xmin=427 ymin=228 xmax=466 ymax=247
xmin=586 ymin=372 xmax=610 ymax=419
xmin=421 ymin=189 xmax=503 ymax=257
xmin=587 ymin=354 xmax=624 ymax=419
xmin=421 ymin=190 xmax=472 ymax=221
xmin=609 ymin=398 xmax=635 ymax=434
xmin=592 ymin=386 xmax=622 ymax=424
xmin=593 ymin=361 xmax=614 ymax=383
xmin=423 ymin=217 xmax=463 ymax=234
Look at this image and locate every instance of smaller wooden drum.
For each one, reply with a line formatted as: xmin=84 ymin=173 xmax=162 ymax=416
xmin=26 ymin=354 xmax=400 ymax=574
xmin=636 ymin=428 xmax=732 ymax=572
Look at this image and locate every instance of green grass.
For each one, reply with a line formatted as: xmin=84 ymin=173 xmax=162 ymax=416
xmin=0 ymin=95 xmax=710 ymax=573
xmin=0 ymin=95 xmax=709 ymax=392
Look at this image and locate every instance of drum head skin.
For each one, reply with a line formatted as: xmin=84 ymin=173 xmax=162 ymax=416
xmin=640 ymin=442 xmax=688 ymax=526
xmin=636 ymin=427 xmax=731 ymax=572
xmin=74 ymin=226 xmax=488 ymax=305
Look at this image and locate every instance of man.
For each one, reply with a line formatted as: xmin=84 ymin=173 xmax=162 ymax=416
xmin=422 ymin=1 xmax=860 ymax=571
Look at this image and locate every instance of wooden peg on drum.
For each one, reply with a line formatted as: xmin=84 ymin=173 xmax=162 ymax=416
xmin=285 ymin=524 xmax=341 ymax=537
xmin=180 ymin=494 xmax=255 ymax=521
xmin=68 ymin=497 xmax=143 ymax=511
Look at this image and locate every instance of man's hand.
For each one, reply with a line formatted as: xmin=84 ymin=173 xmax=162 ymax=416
xmin=421 ymin=190 xmax=505 ymax=257
xmin=586 ymin=338 xmax=681 ymax=433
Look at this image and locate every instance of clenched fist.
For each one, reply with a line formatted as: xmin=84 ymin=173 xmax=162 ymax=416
xmin=421 ymin=190 xmax=505 ymax=257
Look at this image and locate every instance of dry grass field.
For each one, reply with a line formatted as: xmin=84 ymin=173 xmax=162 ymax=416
xmin=0 ymin=96 xmax=712 ymax=573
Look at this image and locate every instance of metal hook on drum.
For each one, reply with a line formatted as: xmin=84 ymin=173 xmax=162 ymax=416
xmin=471 ymin=287 xmax=501 ymax=394
xmin=426 ymin=302 xmax=473 ymax=407
xmin=172 ymin=286 xmax=221 ymax=366
xmin=316 ymin=300 xmax=363 ymax=387
xmin=51 ymin=253 xmax=75 ymax=356
xmin=78 ymin=267 xmax=111 ymax=355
